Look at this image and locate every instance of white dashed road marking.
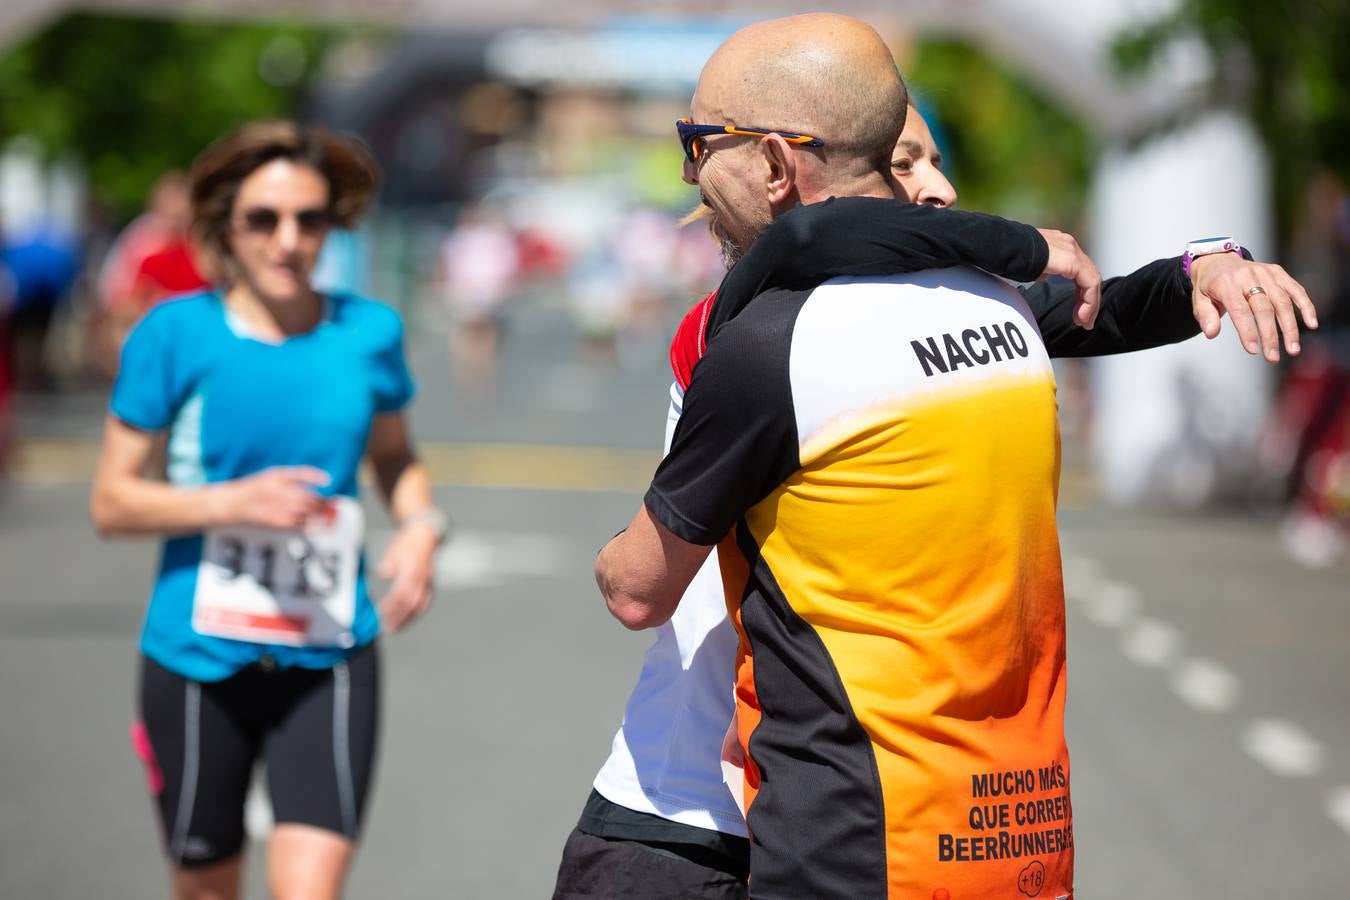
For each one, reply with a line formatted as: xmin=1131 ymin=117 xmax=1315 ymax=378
xmin=1081 ymin=581 xmax=1141 ymax=628
xmin=1242 ymin=719 xmax=1327 ymax=779
xmin=1172 ymin=658 xmax=1241 ymax=713
xmin=1120 ymin=617 xmax=1184 ymax=668
xmin=1072 ymin=556 xmax=1348 ymax=846
xmin=1325 ymin=787 xmax=1350 ymax=839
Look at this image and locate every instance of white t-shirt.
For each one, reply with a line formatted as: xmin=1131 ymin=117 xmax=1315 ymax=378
xmin=590 ymin=381 xmax=746 ymax=837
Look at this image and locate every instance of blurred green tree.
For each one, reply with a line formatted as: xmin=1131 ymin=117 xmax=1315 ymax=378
xmin=1115 ymin=0 xmax=1350 ymax=243
xmin=0 ymin=14 xmax=326 ymax=219
xmin=904 ymin=39 xmax=1096 ymax=229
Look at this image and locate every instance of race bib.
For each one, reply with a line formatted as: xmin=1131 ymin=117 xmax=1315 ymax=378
xmin=193 ymin=497 xmax=363 ymax=648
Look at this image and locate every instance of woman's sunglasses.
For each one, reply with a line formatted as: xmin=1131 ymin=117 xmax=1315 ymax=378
xmin=236 ymin=207 xmax=332 ymax=236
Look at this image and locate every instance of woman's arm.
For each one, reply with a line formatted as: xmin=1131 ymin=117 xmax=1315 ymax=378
xmin=365 ymin=412 xmax=442 ymax=631
xmin=709 ymin=197 xmax=1099 ymax=335
xmin=1024 ymin=251 xmax=1317 ymax=361
xmin=89 ymin=415 xmax=329 ymax=538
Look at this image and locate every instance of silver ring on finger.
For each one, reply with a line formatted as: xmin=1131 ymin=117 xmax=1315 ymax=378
xmin=1244 ymin=285 xmax=1267 ymax=299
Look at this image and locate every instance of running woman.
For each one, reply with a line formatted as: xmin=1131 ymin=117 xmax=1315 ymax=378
xmin=90 ymin=121 xmax=446 ymax=900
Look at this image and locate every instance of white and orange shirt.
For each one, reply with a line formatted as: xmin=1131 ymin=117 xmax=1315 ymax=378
xmin=647 ymin=269 xmax=1073 ymax=900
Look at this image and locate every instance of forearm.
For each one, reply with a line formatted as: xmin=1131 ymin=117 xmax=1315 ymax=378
xmin=90 ymin=474 xmax=227 ymax=538
xmin=372 ymin=452 xmax=435 ymax=524
xmin=1028 ymin=256 xmax=1199 ymax=358
xmin=597 ymin=530 xmax=671 ymax=631
xmin=597 ymin=504 xmax=711 ymax=631
xmin=728 ymin=197 xmax=1047 ymax=293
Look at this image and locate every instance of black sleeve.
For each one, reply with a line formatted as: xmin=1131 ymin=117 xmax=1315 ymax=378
xmin=644 ymin=291 xmax=806 ymax=545
xmin=1023 ymin=256 xmax=1201 ymax=358
xmin=709 ymin=196 xmax=1049 ymax=334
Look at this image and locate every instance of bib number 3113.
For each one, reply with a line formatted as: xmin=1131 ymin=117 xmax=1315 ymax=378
xmin=193 ymin=497 xmax=363 ymax=648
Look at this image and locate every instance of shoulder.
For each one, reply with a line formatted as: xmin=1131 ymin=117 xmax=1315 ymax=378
xmin=330 ymin=293 xmax=406 ymax=341
xmin=670 ymin=291 xmax=716 ymax=391
xmin=694 ymin=286 xmax=811 ymax=390
xmin=129 ymin=290 xmax=218 ymax=338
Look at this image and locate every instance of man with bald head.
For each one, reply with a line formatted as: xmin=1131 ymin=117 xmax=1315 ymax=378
xmin=682 ymin=15 xmax=909 ymax=259
xmin=587 ymin=13 xmax=1078 ymax=899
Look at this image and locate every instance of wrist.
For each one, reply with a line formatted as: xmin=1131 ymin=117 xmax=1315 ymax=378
xmin=1185 ymin=250 xmax=1239 ymax=291
xmin=201 ymin=483 xmax=236 ymax=528
xmin=399 ymin=507 xmax=449 ymax=545
xmin=1182 ymin=237 xmax=1251 ymax=282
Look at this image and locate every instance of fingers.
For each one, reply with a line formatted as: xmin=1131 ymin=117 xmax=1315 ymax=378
xmin=1073 ymin=263 xmax=1102 ymax=330
xmin=1191 ymin=289 xmax=1223 ymax=339
xmin=1268 ymin=279 xmax=1303 ymax=356
xmin=1244 ymin=284 xmax=1281 ymax=362
xmin=1038 ymin=229 xmax=1100 ymax=330
xmin=377 ymin=545 xmax=397 ymax=580
xmin=1221 ymin=289 xmax=1263 ymax=357
xmin=277 ymin=466 xmax=332 ymax=488
xmin=378 ymin=590 xmax=411 ymax=631
xmin=1279 ymin=272 xmax=1319 ymax=330
xmin=379 ymin=574 xmax=432 ymax=632
xmin=1191 ymin=255 xmax=1321 ymax=363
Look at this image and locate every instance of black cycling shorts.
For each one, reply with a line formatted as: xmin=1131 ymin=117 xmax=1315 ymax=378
xmin=132 ymin=642 xmax=380 ymax=868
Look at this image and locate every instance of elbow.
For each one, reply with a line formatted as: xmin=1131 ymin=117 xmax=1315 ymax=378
xmin=605 ymin=591 xmax=670 ymax=631
xmin=88 ymin=487 xmax=123 ymax=538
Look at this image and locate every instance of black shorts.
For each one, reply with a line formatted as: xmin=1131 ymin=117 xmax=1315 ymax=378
xmin=133 ymin=643 xmax=380 ymax=868
xmin=552 ymin=791 xmax=749 ymax=900
xmin=553 ymin=828 xmax=749 ymax=900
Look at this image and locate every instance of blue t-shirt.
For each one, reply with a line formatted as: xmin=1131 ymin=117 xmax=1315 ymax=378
xmin=111 ymin=291 xmax=415 ymax=681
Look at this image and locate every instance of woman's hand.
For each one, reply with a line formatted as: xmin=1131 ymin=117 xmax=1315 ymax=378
xmin=376 ymin=520 xmax=439 ymax=632
xmin=209 ymin=467 xmax=331 ymax=530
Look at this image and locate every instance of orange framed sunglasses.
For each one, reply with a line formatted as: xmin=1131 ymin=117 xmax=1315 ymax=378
xmin=676 ymin=118 xmax=825 ymax=163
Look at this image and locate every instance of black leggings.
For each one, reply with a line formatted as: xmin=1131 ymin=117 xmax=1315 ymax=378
xmin=133 ymin=643 xmax=380 ymax=868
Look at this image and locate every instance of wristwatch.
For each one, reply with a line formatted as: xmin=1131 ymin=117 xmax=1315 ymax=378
xmin=1181 ymin=236 xmax=1252 ymax=279
xmin=402 ymin=507 xmax=450 ymax=544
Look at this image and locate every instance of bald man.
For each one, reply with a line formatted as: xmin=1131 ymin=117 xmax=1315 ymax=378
xmin=572 ymin=16 xmax=1314 ymax=900
xmin=588 ymin=15 xmax=1081 ymax=899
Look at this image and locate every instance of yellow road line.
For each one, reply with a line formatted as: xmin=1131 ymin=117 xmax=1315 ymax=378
xmin=11 ymin=437 xmax=659 ymax=493
xmin=10 ymin=436 xmax=1095 ymax=505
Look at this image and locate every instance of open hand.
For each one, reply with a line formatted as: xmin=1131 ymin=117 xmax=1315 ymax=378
xmin=377 ymin=522 xmax=439 ymax=631
xmin=1188 ymin=253 xmax=1319 ymax=362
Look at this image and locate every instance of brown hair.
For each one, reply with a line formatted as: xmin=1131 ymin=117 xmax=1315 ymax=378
xmin=188 ymin=120 xmax=379 ymax=279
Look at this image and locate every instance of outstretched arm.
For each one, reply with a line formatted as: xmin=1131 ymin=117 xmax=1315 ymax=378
xmin=1024 ymin=252 xmax=1318 ymax=360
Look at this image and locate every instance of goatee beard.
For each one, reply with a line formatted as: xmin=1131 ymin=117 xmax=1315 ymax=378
xmin=707 ymin=214 xmax=742 ymax=269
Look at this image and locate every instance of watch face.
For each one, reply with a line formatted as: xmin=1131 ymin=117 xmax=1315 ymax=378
xmin=1187 ymin=237 xmax=1237 ymax=255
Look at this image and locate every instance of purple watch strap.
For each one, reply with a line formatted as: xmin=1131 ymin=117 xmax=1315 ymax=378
xmin=1182 ymin=242 xmax=1251 ymax=279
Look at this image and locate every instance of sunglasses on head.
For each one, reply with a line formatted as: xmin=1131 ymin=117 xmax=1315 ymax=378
xmin=676 ymin=118 xmax=825 ymax=164
xmin=236 ymin=207 xmax=332 ymax=236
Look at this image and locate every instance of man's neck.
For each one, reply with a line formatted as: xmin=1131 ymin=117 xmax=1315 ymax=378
xmin=799 ymin=169 xmax=895 ymax=204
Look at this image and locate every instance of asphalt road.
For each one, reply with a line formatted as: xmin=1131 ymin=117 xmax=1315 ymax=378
xmin=2 ymin=295 xmax=1347 ymax=898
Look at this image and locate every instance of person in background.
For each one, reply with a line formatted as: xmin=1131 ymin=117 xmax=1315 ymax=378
xmin=90 ymin=121 xmax=446 ymax=900
xmin=92 ymin=172 xmax=208 ymax=378
xmin=1 ymin=218 xmax=81 ymax=389
xmin=0 ymin=249 xmax=15 ymax=476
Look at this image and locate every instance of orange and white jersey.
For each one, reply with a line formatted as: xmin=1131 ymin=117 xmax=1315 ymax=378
xmin=647 ymin=268 xmax=1073 ymax=900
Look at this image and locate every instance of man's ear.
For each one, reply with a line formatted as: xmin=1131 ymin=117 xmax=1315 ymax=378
xmin=760 ymin=134 xmax=797 ymax=207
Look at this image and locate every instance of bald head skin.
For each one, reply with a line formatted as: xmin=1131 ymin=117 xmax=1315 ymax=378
xmin=700 ymin=15 xmax=908 ymax=177
xmin=685 ymin=14 xmax=909 ymax=260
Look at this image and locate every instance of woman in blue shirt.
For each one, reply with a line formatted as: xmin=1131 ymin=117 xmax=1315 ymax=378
xmin=90 ymin=121 xmax=445 ymax=900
